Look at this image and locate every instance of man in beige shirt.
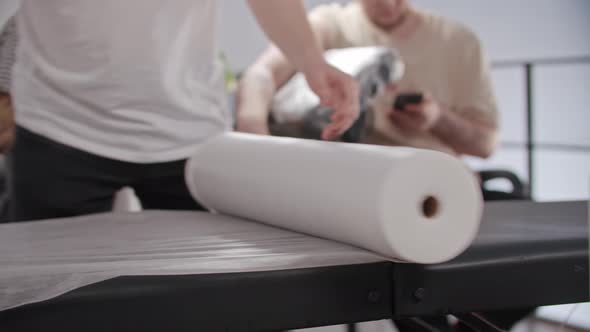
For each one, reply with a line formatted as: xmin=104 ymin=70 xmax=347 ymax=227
xmin=237 ymin=3 xmax=533 ymax=330
xmin=236 ymin=0 xmax=499 ymax=159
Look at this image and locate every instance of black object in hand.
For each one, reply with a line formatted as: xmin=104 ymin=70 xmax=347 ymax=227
xmin=394 ymin=93 xmax=424 ymax=111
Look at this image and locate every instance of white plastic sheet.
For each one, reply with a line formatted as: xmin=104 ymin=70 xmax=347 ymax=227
xmin=0 ymin=211 xmax=382 ymax=311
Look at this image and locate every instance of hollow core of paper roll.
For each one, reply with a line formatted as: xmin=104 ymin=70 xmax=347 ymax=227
xmin=422 ymin=196 xmax=439 ymax=219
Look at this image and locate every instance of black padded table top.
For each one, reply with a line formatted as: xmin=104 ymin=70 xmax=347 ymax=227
xmin=391 ymin=200 xmax=589 ymax=317
xmin=1 ymin=200 xmax=588 ymax=332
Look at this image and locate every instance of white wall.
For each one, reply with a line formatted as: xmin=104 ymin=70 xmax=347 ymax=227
xmin=219 ymin=0 xmax=590 ymax=71
xmin=0 ymin=0 xmax=18 ymax=24
xmin=412 ymin=0 xmax=590 ymax=61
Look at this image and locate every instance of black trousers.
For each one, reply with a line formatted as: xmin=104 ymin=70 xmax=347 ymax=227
xmin=5 ymin=126 xmax=204 ymax=223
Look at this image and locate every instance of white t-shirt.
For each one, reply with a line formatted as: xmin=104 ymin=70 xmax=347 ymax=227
xmin=13 ymin=0 xmax=231 ymax=163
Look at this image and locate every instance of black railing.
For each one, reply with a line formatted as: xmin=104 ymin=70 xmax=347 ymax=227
xmin=490 ymin=55 xmax=590 ymax=198
xmin=492 ymin=55 xmax=590 ymax=68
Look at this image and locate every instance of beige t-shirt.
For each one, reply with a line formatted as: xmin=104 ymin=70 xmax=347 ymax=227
xmin=308 ymin=2 xmax=498 ymax=155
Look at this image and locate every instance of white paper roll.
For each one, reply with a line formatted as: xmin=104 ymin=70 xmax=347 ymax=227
xmin=185 ymin=133 xmax=483 ymax=264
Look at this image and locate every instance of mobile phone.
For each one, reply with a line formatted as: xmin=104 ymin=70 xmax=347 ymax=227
xmin=394 ymin=93 xmax=423 ymax=111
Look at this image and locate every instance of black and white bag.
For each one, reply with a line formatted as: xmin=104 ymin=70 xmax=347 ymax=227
xmin=269 ymin=46 xmax=405 ymax=142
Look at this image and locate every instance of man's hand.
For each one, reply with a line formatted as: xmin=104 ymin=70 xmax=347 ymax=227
xmin=236 ymin=60 xmax=360 ymax=140
xmin=388 ymin=91 xmax=441 ymax=132
xmin=304 ymin=62 xmax=360 ymax=140
xmin=246 ymin=0 xmax=360 ymax=141
xmin=384 ymin=86 xmax=498 ymax=158
xmin=0 ymin=93 xmax=15 ymax=153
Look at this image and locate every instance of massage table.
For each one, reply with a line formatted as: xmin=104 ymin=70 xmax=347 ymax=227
xmin=0 ymin=200 xmax=588 ymax=332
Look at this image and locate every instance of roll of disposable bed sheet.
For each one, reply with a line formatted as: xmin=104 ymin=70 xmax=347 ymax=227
xmin=185 ymin=133 xmax=483 ymax=264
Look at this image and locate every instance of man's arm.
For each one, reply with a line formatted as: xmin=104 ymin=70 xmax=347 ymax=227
xmin=0 ymin=94 xmax=15 ymax=153
xmin=436 ymin=29 xmax=499 ymax=158
xmin=246 ymin=1 xmax=324 ymax=75
xmin=236 ymin=16 xmax=335 ymax=135
xmin=244 ymin=1 xmax=356 ymax=139
xmin=389 ymin=93 xmax=498 ymax=158
xmin=431 ymin=107 xmax=498 ymax=158
xmin=235 ymin=46 xmax=296 ymax=135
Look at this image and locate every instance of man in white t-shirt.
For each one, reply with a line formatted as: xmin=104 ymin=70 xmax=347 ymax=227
xmin=236 ymin=0 xmax=499 ymax=159
xmin=7 ymin=0 xmax=361 ymax=222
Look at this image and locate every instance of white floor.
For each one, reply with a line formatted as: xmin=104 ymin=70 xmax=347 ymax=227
xmin=294 ymin=303 xmax=590 ymax=332
xmin=535 ymin=303 xmax=590 ymax=331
